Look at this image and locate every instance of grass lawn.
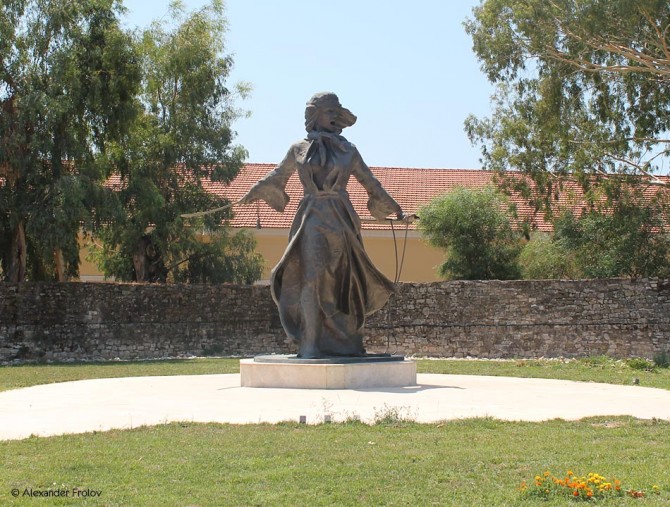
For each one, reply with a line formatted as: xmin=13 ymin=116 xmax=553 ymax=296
xmin=1 ymin=357 xmax=669 ymax=506
xmin=1 ymin=356 xmax=669 ymax=392
xmin=1 ymin=418 xmax=669 ymax=506
xmin=0 ymin=358 xmax=241 ymax=392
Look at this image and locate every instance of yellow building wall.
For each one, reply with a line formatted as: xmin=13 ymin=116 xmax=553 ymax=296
xmin=78 ymin=228 xmax=446 ymax=283
xmin=78 ymin=235 xmax=107 ymax=282
xmin=362 ymin=232 xmax=445 ymax=282
xmin=250 ymin=228 xmax=444 ymax=283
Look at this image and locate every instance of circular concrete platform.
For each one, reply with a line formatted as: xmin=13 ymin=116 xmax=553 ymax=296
xmin=1 ymin=373 xmax=669 ymax=440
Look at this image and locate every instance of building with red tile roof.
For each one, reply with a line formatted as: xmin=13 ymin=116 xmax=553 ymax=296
xmin=203 ymin=164 xmax=528 ymax=231
xmin=79 ymin=164 xmax=670 ymax=282
xmin=194 ymin=164 xmax=543 ymax=283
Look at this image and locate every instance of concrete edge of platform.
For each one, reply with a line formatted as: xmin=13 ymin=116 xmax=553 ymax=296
xmin=239 ymin=358 xmax=417 ymax=389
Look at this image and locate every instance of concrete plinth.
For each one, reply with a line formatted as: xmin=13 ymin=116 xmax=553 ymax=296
xmin=240 ymin=356 xmax=417 ymax=389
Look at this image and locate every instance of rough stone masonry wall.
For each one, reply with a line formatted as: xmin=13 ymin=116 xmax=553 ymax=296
xmin=365 ymin=279 xmax=670 ymax=359
xmin=1 ymin=279 xmax=669 ymax=362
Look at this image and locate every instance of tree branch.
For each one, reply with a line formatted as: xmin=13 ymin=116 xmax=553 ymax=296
xmin=541 ymin=8 xmax=670 ymax=80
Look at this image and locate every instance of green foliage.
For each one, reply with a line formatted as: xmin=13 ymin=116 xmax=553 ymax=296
xmin=419 ymin=186 xmax=522 ymax=280
xmin=372 ymin=404 xmax=414 ymax=426
xmin=172 ymin=230 xmax=263 ymax=284
xmin=626 ymin=358 xmax=656 ymax=372
xmin=519 ymin=233 xmax=580 ymax=280
xmin=91 ymin=1 xmax=261 ymax=284
xmin=464 ymin=0 xmax=670 ymax=225
xmin=654 ymin=351 xmax=670 ymax=369
xmin=519 ymin=189 xmax=670 ymax=280
xmin=552 ymin=196 xmax=670 ymax=278
xmin=1 ymin=0 xmax=260 ymax=284
xmin=0 ymin=0 xmax=140 ymax=280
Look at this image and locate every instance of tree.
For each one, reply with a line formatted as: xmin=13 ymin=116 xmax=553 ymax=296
xmin=92 ymin=0 xmax=263 ymax=284
xmin=464 ymin=0 xmax=670 ymax=216
xmin=552 ymin=195 xmax=670 ymax=278
xmin=419 ymin=186 xmax=522 ymax=280
xmin=518 ymin=189 xmax=670 ymax=279
xmin=0 ymin=0 xmax=139 ymax=281
xmin=518 ymin=232 xmax=581 ymax=280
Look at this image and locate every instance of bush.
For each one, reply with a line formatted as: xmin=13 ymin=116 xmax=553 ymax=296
xmin=653 ymin=350 xmax=670 ymax=369
xmin=626 ymin=358 xmax=656 ymax=372
xmin=419 ymin=186 xmax=522 ymax=280
xmin=519 ymin=233 xmax=581 ymax=279
xmin=553 ymin=203 xmax=670 ymax=279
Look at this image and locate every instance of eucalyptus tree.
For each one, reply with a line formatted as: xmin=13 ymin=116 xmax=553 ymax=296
xmin=93 ymin=0 xmax=262 ymax=283
xmin=0 ymin=0 xmax=139 ymax=281
xmin=465 ymin=0 xmax=670 ymax=215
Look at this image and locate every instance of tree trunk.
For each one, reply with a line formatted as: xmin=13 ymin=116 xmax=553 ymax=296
xmin=54 ymin=248 xmax=66 ymax=282
xmin=7 ymin=221 xmax=27 ymax=282
xmin=132 ymin=235 xmax=167 ymax=282
xmin=132 ymin=236 xmax=149 ymax=282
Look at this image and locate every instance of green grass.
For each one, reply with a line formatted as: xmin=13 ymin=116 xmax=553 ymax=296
xmin=417 ymin=357 xmax=670 ymax=390
xmin=1 ymin=418 xmax=669 ymax=506
xmin=2 ymin=356 xmax=669 ymax=392
xmin=2 ymin=358 xmax=670 ymax=505
xmin=0 ymin=358 xmax=240 ymax=392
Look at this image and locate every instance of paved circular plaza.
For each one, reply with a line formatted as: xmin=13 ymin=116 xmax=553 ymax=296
xmin=2 ymin=373 xmax=670 ymax=440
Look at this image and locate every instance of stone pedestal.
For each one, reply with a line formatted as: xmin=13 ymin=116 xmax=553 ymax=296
xmin=240 ymin=355 xmax=417 ymax=389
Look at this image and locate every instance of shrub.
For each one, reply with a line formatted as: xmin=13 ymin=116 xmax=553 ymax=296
xmin=419 ymin=186 xmax=522 ymax=280
xmin=626 ymin=358 xmax=656 ymax=372
xmin=519 ymin=233 xmax=581 ymax=279
xmin=553 ymin=205 xmax=670 ymax=279
xmin=653 ymin=350 xmax=670 ymax=369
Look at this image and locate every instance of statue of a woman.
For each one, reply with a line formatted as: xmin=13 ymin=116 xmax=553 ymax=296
xmin=240 ymin=92 xmax=405 ymax=358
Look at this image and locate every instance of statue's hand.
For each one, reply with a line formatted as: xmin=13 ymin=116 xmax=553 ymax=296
xmin=238 ymin=186 xmax=263 ymax=205
xmin=238 ymin=183 xmax=289 ymax=213
xmin=238 ymin=193 xmax=256 ymax=205
xmin=397 ymin=212 xmax=418 ymax=223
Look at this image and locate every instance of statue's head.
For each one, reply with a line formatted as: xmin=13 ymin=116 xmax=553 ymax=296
xmin=304 ymin=92 xmax=357 ymax=134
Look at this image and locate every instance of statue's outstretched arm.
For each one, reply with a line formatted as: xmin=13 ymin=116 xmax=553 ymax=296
xmin=351 ymin=148 xmax=403 ymax=220
xmin=239 ymin=147 xmax=298 ymax=213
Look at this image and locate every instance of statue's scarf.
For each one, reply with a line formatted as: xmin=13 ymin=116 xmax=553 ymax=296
xmin=300 ymin=131 xmax=348 ymax=166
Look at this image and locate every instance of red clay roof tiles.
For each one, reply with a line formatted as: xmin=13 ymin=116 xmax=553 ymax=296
xmin=112 ymin=163 xmax=670 ymax=233
xmin=203 ymin=164 xmax=507 ymax=231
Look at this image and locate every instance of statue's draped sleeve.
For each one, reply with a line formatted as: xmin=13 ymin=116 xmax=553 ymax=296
xmin=242 ymin=147 xmax=297 ymax=213
xmin=351 ymin=147 xmax=402 ymax=220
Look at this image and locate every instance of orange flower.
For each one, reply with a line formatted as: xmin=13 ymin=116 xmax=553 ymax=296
xmin=573 ymin=490 xmax=579 ymax=497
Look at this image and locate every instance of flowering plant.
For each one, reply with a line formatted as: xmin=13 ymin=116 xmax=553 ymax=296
xmin=520 ymin=470 xmax=658 ymax=501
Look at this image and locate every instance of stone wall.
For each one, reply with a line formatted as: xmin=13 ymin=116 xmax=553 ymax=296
xmin=1 ymin=279 xmax=669 ymax=362
xmin=366 ymin=279 xmax=670 ymax=359
xmin=0 ymin=283 xmax=286 ymax=362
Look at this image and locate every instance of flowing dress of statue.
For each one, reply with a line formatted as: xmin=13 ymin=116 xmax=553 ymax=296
xmin=240 ymin=92 xmax=405 ymax=358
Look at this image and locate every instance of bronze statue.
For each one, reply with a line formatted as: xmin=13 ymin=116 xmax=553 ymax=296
xmin=240 ymin=92 xmax=406 ymax=358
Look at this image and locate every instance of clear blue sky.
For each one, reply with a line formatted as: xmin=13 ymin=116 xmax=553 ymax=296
xmin=122 ymin=0 xmax=492 ymax=169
